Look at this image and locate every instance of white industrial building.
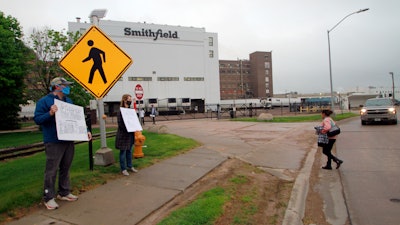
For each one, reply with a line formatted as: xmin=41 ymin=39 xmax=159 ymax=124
xmin=68 ymin=19 xmax=219 ymax=114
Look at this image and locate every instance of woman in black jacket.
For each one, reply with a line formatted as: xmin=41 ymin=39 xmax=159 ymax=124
xmin=115 ymin=94 xmax=138 ymax=176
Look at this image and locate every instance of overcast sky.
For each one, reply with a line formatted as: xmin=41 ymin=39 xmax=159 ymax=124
xmin=1 ymin=0 xmax=399 ymax=94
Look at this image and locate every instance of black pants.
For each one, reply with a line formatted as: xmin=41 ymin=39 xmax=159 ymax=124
xmin=43 ymin=142 xmax=74 ymax=201
xmin=322 ymin=139 xmax=339 ymax=167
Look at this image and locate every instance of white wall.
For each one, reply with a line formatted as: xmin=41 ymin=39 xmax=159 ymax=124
xmin=68 ymin=20 xmax=220 ymax=104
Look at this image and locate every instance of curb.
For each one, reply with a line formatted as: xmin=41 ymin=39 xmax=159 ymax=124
xmin=283 ymin=146 xmax=317 ymax=225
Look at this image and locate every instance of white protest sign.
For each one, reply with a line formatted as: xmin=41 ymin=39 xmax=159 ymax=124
xmin=55 ymin=99 xmax=88 ymax=141
xmin=120 ymin=107 xmax=143 ymax=132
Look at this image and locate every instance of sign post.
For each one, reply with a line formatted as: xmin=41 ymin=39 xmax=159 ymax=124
xmin=59 ymin=13 xmax=132 ymax=166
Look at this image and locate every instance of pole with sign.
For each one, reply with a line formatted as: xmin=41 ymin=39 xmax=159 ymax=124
xmin=59 ymin=9 xmax=133 ymax=165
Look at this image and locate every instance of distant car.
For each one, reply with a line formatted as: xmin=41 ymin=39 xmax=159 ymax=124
xmin=360 ymin=98 xmax=397 ymax=125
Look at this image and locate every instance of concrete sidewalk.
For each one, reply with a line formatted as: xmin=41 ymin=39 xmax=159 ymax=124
xmin=7 ymin=119 xmax=323 ymax=225
xmin=8 ymin=147 xmax=227 ymax=225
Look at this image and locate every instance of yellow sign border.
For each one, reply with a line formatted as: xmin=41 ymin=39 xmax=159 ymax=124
xmin=59 ymin=25 xmax=132 ymax=99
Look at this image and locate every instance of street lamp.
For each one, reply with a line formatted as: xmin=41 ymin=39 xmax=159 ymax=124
xmin=327 ymin=8 xmax=369 ymax=110
xmin=89 ymin=9 xmax=107 ymax=25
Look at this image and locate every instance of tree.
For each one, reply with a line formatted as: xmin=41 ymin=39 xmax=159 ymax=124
xmin=0 ymin=12 xmax=33 ymax=130
xmin=26 ymin=27 xmax=93 ymax=107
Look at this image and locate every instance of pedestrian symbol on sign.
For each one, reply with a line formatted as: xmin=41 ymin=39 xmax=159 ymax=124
xmin=82 ymin=40 xmax=107 ymax=84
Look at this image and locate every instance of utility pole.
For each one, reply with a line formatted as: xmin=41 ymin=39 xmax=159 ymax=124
xmin=389 ymin=72 xmax=395 ymax=100
xmin=89 ymin=9 xmax=115 ymax=166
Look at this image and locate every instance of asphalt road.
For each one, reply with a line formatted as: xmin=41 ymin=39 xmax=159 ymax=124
xmin=337 ymin=117 xmax=400 ymax=225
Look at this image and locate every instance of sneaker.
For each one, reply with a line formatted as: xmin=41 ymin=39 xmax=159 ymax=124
xmin=57 ymin=193 xmax=78 ymax=202
xmin=44 ymin=198 xmax=59 ymax=210
xmin=129 ymin=167 xmax=138 ymax=173
xmin=122 ymin=170 xmax=129 ymax=176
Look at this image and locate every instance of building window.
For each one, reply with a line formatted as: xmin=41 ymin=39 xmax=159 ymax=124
xmin=128 ymin=77 xmax=152 ymax=81
xmin=157 ymin=77 xmax=179 ymax=81
xmin=209 ymin=50 xmax=214 ymax=58
xmin=209 ymin=37 xmax=213 ymax=46
xmin=265 ymin=62 xmax=270 ymax=69
xmin=184 ymin=77 xmax=204 ymax=81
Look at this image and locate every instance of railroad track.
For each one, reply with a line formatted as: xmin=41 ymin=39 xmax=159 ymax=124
xmin=0 ymin=131 xmax=117 ymax=161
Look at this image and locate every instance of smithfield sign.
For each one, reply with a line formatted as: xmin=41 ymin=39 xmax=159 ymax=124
xmin=124 ymin=28 xmax=179 ymax=41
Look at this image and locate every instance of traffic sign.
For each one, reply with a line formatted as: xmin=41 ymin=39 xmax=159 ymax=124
xmin=59 ymin=26 xmax=133 ymax=99
xmin=135 ymin=84 xmax=144 ymax=100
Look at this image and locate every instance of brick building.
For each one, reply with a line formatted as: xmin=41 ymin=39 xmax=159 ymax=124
xmin=219 ymin=51 xmax=273 ymax=100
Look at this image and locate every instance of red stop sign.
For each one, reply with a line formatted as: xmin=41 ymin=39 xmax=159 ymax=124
xmin=134 ymin=84 xmax=144 ymax=100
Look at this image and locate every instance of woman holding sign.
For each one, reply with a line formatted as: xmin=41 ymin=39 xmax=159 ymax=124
xmin=115 ymin=94 xmax=138 ymax=176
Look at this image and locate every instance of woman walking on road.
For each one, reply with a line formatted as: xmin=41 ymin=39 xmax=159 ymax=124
xmin=316 ymin=109 xmax=343 ymax=170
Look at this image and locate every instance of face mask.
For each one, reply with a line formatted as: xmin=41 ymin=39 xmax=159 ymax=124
xmin=61 ymin=86 xmax=71 ymax=95
xmin=126 ymin=101 xmax=132 ymax=106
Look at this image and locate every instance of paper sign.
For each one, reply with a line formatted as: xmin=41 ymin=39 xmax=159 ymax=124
xmin=55 ymin=99 xmax=89 ymax=141
xmin=120 ymin=107 xmax=143 ymax=132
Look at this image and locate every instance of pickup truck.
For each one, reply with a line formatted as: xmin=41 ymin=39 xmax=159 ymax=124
xmin=360 ymin=98 xmax=397 ymax=125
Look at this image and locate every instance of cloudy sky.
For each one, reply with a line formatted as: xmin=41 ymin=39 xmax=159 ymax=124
xmin=1 ymin=0 xmax=399 ymax=94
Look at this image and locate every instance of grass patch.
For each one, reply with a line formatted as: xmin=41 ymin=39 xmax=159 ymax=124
xmin=0 ymin=131 xmax=44 ymax=149
xmin=233 ymin=112 xmax=358 ymax=123
xmin=158 ymin=172 xmax=262 ymax=225
xmin=19 ymin=121 xmax=36 ymax=128
xmin=0 ymin=130 xmax=199 ymax=222
xmin=157 ymin=187 xmax=228 ymax=225
xmin=229 ymin=174 xmax=248 ymax=184
xmin=157 ymin=160 xmax=294 ymax=225
xmin=0 ymin=127 xmax=117 ymax=149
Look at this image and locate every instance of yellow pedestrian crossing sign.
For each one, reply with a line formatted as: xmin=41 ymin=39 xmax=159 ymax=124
xmin=59 ymin=25 xmax=133 ymax=99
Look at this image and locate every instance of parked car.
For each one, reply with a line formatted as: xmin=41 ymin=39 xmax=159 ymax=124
xmin=360 ymin=98 xmax=397 ymax=125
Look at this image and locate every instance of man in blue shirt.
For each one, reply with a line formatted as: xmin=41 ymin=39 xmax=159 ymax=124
xmin=34 ymin=77 xmax=92 ymax=210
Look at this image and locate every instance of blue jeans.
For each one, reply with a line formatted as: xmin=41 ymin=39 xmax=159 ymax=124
xmin=119 ymin=148 xmax=133 ymax=171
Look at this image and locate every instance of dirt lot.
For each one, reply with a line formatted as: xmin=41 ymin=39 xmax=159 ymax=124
xmin=140 ymin=153 xmax=339 ymax=225
xmin=139 ymin=158 xmax=295 ymax=225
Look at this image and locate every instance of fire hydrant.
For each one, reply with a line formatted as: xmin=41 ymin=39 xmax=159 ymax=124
xmin=133 ymin=131 xmax=146 ymax=158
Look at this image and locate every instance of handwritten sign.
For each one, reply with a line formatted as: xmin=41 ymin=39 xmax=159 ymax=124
xmin=55 ymin=99 xmax=88 ymax=141
xmin=120 ymin=107 xmax=142 ymax=132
